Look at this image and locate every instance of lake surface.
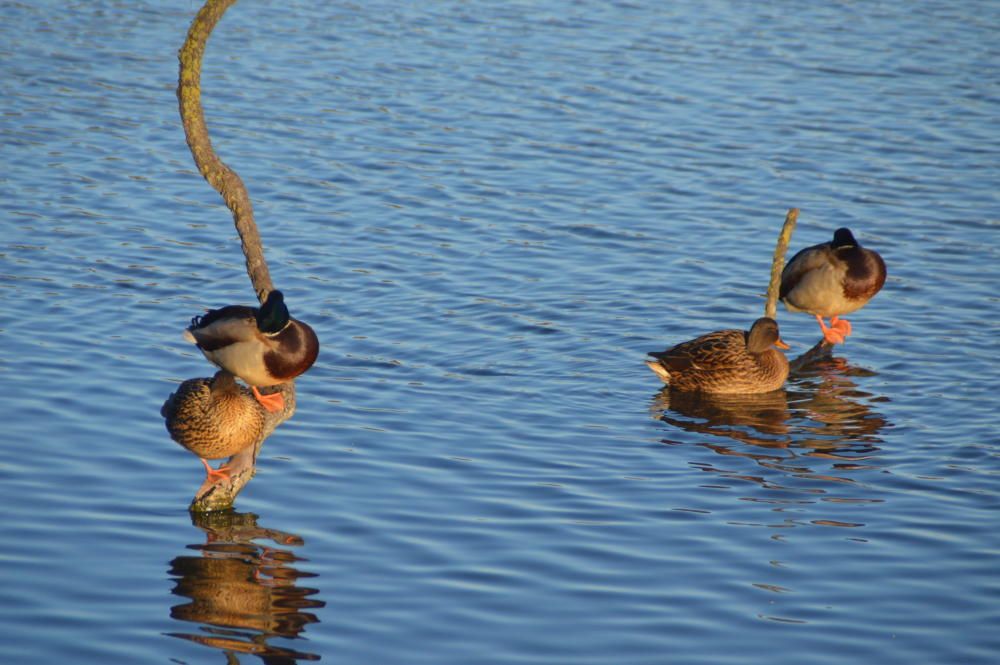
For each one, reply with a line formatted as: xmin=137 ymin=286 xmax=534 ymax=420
xmin=2 ymin=1 xmax=998 ymax=663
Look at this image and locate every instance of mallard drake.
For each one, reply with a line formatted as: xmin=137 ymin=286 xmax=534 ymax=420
xmin=645 ymin=317 xmax=790 ymax=393
xmin=161 ymin=370 xmax=267 ymax=481
xmin=779 ymin=227 xmax=886 ymax=345
xmin=184 ymin=290 xmax=319 ymax=413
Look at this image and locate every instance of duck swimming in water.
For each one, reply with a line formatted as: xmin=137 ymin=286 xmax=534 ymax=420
xmin=646 ymin=317 xmax=790 ymax=394
xmin=184 ymin=290 xmax=319 ymax=412
xmin=779 ymin=227 xmax=886 ymax=345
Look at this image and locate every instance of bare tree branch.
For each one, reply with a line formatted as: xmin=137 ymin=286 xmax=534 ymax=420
xmin=177 ymin=0 xmax=273 ymax=304
xmin=174 ymin=0 xmax=296 ymax=511
xmin=763 ymin=208 xmax=834 ymax=373
xmin=764 ymin=208 xmax=798 ymax=321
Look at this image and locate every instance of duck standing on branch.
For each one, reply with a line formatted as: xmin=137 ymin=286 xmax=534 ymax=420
xmin=162 ymin=370 xmax=267 ymax=481
xmin=184 ymin=290 xmax=319 ymax=413
xmin=646 ymin=317 xmax=790 ymax=394
xmin=779 ymin=227 xmax=886 ymax=345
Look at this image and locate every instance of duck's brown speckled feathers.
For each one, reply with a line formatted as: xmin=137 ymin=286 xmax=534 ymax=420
xmin=780 ymin=227 xmax=886 ymax=318
xmin=161 ymin=370 xmax=266 ymax=461
xmin=645 ymin=317 xmax=790 ymax=394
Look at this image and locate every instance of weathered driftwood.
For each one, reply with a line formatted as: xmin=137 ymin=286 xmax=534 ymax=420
xmin=764 ymin=208 xmax=798 ymax=321
xmin=177 ymin=0 xmax=273 ymax=305
xmin=175 ymin=0 xmax=294 ymax=511
xmin=763 ymin=207 xmax=833 ymax=372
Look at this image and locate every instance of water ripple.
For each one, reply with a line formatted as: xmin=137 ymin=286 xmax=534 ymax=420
xmin=2 ymin=1 xmax=999 ymax=663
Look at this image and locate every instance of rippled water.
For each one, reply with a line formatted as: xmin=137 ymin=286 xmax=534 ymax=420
xmin=2 ymin=1 xmax=998 ymax=663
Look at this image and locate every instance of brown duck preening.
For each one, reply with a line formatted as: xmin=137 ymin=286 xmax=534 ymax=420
xmin=646 ymin=317 xmax=790 ymax=394
xmin=162 ymin=370 xmax=267 ymax=481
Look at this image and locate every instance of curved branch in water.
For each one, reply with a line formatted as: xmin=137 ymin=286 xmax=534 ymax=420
xmin=175 ymin=0 xmax=289 ymax=511
xmin=763 ymin=208 xmax=834 ymax=372
xmin=764 ymin=208 xmax=799 ymax=321
xmin=177 ymin=0 xmax=273 ymax=304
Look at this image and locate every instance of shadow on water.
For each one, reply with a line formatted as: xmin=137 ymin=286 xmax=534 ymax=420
xmin=166 ymin=511 xmax=325 ymax=664
xmin=651 ymin=352 xmax=890 ymax=505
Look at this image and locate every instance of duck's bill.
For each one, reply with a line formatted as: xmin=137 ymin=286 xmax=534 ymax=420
xmin=774 ymin=338 xmax=791 ymax=350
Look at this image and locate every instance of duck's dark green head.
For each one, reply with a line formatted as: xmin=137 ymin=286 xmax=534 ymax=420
xmin=832 ymin=227 xmax=858 ymax=248
xmin=257 ymin=290 xmax=290 ymax=334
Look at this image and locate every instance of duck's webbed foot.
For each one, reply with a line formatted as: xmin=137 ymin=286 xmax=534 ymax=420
xmin=200 ymin=458 xmax=232 ymax=482
xmin=830 ymin=316 xmax=852 ymax=338
xmin=815 ymin=315 xmax=847 ymax=345
xmin=252 ymin=386 xmax=285 ymax=413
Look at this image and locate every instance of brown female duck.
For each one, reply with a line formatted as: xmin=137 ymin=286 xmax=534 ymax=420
xmin=161 ymin=370 xmax=267 ymax=481
xmin=184 ymin=290 xmax=319 ymax=413
xmin=645 ymin=317 xmax=790 ymax=393
xmin=780 ymin=227 xmax=886 ymax=344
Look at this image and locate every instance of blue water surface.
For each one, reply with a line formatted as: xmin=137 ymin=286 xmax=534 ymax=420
xmin=1 ymin=1 xmax=998 ymax=663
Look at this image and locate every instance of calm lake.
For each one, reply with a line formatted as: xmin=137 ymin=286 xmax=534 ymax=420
xmin=2 ymin=1 xmax=998 ymax=663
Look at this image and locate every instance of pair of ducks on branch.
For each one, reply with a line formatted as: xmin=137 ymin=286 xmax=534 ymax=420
xmin=163 ymin=290 xmax=319 ymax=482
xmin=646 ymin=228 xmax=886 ymax=394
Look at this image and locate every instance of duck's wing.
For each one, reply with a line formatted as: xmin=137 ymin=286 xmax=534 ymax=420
xmin=650 ymin=329 xmax=744 ymax=372
xmin=184 ymin=305 xmax=259 ymax=351
xmin=779 ymin=242 xmax=831 ymax=300
xmin=161 ymin=377 xmax=212 ymax=425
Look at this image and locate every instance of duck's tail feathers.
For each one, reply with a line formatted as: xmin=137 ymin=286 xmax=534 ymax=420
xmin=645 ymin=359 xmax=671 ymax=382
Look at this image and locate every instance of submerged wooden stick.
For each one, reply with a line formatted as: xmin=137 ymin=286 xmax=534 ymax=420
xmin=788 ymin=339 xmax=834 ymax=374
xmin=177 ymin=0 xmax=273 ymax=304
xmin=176 ymin=0 xmax=290 ymax=511
xmin=764 ymin=208 xmax=799 ymax=320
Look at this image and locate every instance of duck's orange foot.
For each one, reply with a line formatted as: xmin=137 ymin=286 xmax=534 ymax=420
xmin=815 ymin=315 xmax=847 ymax=345
xmin=200 ymin=458 xmax=231 ymax=482
xmin=830 ymin=316 xmax=852 ymax=338
xmin=252 ymin=386 xmax=285 ymax=413
xmin=822 ymin=328 xmax=846 ymax=345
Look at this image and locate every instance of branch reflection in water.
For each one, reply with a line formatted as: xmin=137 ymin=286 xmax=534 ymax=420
xmin=166 ymin=511 xmax=325 ymax=663
xmin=651 ymin=353 xmax=889 ymax=511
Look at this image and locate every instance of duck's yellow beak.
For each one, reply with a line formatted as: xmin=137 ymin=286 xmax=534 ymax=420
xmin=774 ymin=338 xmax=791 ymax=350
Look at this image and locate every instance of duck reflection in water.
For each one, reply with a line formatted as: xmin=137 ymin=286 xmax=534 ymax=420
xmin=652 ymin=345 xmax=889 ymax=481
xmin=166 ymin=511 xmax=324 ymax=664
